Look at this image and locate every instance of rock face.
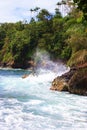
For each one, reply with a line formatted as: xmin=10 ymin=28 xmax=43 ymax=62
xmin=50 ymin=65 xmax=87 ymax=96
xmin=68 ymin=67 xmax=87 ymax=95
xmin=0 ymin=60 xmax=36 ymax=69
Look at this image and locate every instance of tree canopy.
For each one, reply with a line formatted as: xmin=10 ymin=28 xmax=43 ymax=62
xmin=0 ymin=0 xmax=87 ymax=68
xmin=73 ymin=0 xmax=87 ymax=20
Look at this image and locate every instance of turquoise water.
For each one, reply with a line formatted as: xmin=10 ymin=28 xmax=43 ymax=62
xmin=0 ymin=65 xmax=87 ymax=130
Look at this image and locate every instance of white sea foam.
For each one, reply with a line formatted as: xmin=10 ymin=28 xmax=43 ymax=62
xmin=0 ymin=57 xmax=87 ymax=129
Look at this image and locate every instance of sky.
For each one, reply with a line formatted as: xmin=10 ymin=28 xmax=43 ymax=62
xmin=0 ymin=0 xmax=61 ymax=23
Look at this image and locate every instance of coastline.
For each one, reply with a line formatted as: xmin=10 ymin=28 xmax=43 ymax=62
xmin=50 ymin=63 xmax=87 ymax=96
xmin=1 ymin=60 xmax=87 ymax=96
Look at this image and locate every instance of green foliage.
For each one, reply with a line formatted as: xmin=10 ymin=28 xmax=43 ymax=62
xmin=10 ymin=31 xmax=30 ymax=63
xmin=0 ymin=29 xmax=6 ymax=49
xmin=61 ymin=46 xmax=72 ymax=60
xmin=73 ymin=0 xmax=87 ymax=20
xmin=68 ymin=49 xmax=87 ymax=66
xmin=66 ymin=24 xmax=87 ymax=53
xmin=54 ymin=8 xmax=62 ymax=18
xmin=37 ymin=9 xmax=53 ymax=21
xmin=0 ymin=5 xmax=87 ymax=68
xmin=15 ymin=21 xmax=24 ymax=31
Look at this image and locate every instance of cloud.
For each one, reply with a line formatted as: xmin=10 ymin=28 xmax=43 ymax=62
xmin=0 ymin=0 xmax=60 ymax=23
xmin=34 ymin=0 xmax=60 ymax=12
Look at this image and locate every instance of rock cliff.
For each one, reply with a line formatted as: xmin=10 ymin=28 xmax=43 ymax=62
xmin=50 ymin=65 xmax=87 ymax=95
xmin=51 ymin=49 xmax=87 ymax=95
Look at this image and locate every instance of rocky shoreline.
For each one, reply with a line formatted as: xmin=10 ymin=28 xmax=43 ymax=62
xmin=50 ymin=63 xmax=87 ymax=96
xmin=0 ymin=55 xmax=87 ymax=96
xmin=0 ymin=60 xmax=36 ymax=69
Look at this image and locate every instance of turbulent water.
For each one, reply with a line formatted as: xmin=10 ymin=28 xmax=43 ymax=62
xmin=0 ymin=63 xmax=87 ymax=130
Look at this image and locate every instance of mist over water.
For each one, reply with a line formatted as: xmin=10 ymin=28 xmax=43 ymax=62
xmin=0 ymin=50 xmax=87 ymax=130
xmin=33 ymin=49 xmax=69 ymax=75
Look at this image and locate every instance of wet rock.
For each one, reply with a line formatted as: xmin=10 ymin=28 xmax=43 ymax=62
xmin=50 ymin=67 xmax=76 ymax=92
xmin=50 ymin=77 xmax=68 ymax=91
xmin=22 ymin=74 xmax=29 ymax=79
xmin=50 ymin=66 xmax=87 ymax=96
xmin=68 ymin=68 xmax=87 ymax=95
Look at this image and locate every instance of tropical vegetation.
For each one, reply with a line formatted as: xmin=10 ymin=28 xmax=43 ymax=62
xmin=0 ymin=0 xmax=87 ymax=68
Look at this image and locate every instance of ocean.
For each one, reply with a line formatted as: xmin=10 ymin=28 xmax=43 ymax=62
xmin=0 ymin=63 xmax=87 ymax=130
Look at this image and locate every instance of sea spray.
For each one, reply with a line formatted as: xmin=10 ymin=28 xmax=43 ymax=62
xmin=0 ymin=64 xmax=87 ymax=129
xmin=33 ymin=48 xmax=69 ymax=75
xmin=0 ymin=50 xmax=71 ymax=130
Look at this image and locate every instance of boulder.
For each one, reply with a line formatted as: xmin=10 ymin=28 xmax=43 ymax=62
xmin=50 ymin=66 xmax=87 ymax=96
xmin=68 ymin=68 xmax=87 ymax=95
xmin=50 ymin=77 xmax=68 ymax=91
xmin=50 ymin=67 xmax=76 ymax=91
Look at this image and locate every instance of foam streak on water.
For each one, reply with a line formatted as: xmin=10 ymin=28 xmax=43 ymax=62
xmin=0 ymin=64 xmax=87 ymax=130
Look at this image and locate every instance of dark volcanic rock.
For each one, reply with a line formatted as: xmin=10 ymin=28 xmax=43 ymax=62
xmin=68 ymin=68 xmax=87 ymax=95
xmin=50 ymin=67 xmax=76 ymax=92
xmin=50 ymin=66 xmax=87 ymax=96
xmin=50 ymin=77 xmax=68 ymax=91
